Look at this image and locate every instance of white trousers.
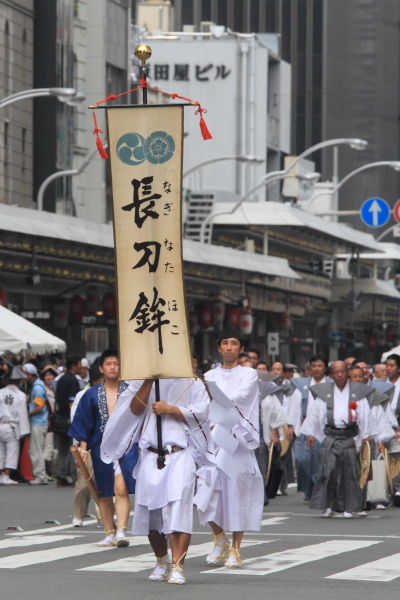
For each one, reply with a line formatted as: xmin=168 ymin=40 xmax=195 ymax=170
xmin=29 ymin=425 xmax=48 ymax=479
xmin=0 ymin=438 xmax=19 ymax=470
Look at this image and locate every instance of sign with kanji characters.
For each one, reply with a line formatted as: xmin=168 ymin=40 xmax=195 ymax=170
xmin=106 ymin=105 xmax=193 ymax=380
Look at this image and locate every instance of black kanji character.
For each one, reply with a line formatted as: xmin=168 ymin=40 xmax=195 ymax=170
xmin=164 ymin=262 xmax=174 ymax=273
xmin=195 ymin=64 xmax=213 ymax=81
xmin=163 ymin=202 xmax=173 ymax=215
xmin=129 ymin=288 xmax=170 ymax=354
xmin=133 ymin=241 xmax=161 ymax=273
xmin=171 ymin=325 xmax=179 ymax=335
xmin=122 ymin=176 xmax=162 ymax=229
xmin=174 ymin=64 xmax=189 ymax=81
xmin=163 ymin=238 xmax=173 ymax=251
xmin=155 ymin=64 xmax=169 ymax=80
xmin=4 ymin=394 xmax=13 ymax=406
xmin=163 ymin=181 xmax=172 ymax=193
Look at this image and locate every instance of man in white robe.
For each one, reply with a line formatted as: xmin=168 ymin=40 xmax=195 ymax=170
xmin=195 ymin=323 xmax=264 ymax=569
xmin=101 ymin=377 xmax=210 ymax=585
xmin=384 ymin=354 xmax=400 ymax=504
xmin=260 ymin=382 xmax=288 ymax=498
xmin=301 ymin=361 xmax=371 ymax=518
xmin=0 ymin=367 xmax=30 ymax=485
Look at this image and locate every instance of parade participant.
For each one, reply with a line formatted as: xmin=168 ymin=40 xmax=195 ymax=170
xmin=383 ymin=354 xmax=400 ymax=504
xmin=302 ymin=361 xmax=371 ymax=518
xmin=69 ymin=349 xmax=138 ymax=547
xmin=101 ymin=376 xmax=210 ymax=585
xmin=70 ymin=364 xmax=104 ymax=527
xmin=344 ymin=356 xmax=357 ymax=368
xmin=247 ymin=348 xmax=260 ymax=368
xmin=238 ymin=352 xmax=250 ymax=366
xmin=353 ymin=359 xmax=371 ymax=383
xmin=195 ymin=323 xmax=264 ymax=569
xmin=0 ymin=367 xmax=30 ymax=485
xmin=24 ymin=363 xmax=49 ymax=486
xmin=373 ymin=364 xmax=387 ymax=379
xmin=292 ymin=354 xmax=328 ymax=501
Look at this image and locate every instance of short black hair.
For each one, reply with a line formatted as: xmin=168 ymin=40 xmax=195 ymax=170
xmin=66 ymin=354 xmax=82 ymax=370
xmin=386 ymin=354 xmax=400 ymax=369
xmin=99 ymin=348 xmax=118 ymax=366
xmin=348 ymin=365 xmax=363 ymax=373
xmin=247 ymin=348 xmax=260 ymax=358
xmin=238 ymin=352 xmax=249 ymax=359
xmin=353 ymin=359 xmax=368 ymax=366
xmin=273 ymin=361 xmax=286 ymax=373
xmin=309 ymin=354 xmax=328 ymax=368
xmin=258 ymin=360 xmax=267 ymax=366
xmin=192 ymin=354 xmax=198 ymax=360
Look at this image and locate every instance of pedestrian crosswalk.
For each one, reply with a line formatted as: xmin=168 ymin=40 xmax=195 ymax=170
xmin=1 ymin=531 xmax=400 ymax=583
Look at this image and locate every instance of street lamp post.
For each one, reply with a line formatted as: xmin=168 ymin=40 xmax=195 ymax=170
xmin=198 ymin=138 xmax=367 ymax=244
xmin=183 ymin=154 xmax=264 ymax=189
xmin=37 ymin=143 xmax=108 ymax=211
xmin=199 ymin=171 xmax=321 ymax=244
xmin=0 ymin=87 xmax=83 ymax=109
xmin=305 ymin=161 xmax=400 ymax=212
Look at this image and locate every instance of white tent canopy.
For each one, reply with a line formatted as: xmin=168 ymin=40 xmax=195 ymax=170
xmin=381 ymin=345 xmax=400 ymax=363
xmin=0 ymin=305 xmax=66 ymax=355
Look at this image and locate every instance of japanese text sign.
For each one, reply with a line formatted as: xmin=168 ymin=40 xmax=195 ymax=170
xmin=106 ymin=105 xmax=193 ymax=380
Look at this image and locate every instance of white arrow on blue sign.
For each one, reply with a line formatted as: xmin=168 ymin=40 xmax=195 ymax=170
xmin=331 ymin=332 xmax=344 ymax=343
xmin=360 ymin=197 xmax=390 ymax=228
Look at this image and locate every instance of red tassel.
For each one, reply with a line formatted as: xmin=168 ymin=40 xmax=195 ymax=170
xmin=96 ymin=136 xmax=109 ymax=159
xmin=199 ymin=116 xmax=213 ymax=140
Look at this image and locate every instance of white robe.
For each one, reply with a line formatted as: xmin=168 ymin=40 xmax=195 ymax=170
xmin=300 ymin=383 xmax=371 ymax=450
xmin=0 ymin=384 xmax=30 ymax=439
xmin=286 ymin=388 xmax=302 ymax=435
xmin=260 ymin=393 xmax=288 ymax=445
xmin=370 ymin=404 xmax=395 ymax=445
xmin=101 ymin=378 xmax=210 ymax=535
xmin=195 ymin=365 xmax=264 ymax=532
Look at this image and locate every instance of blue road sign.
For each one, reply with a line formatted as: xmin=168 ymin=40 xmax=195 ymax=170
xmin=360 ymin=197 xmax=390 ymax=227
xmin=330 ymin=332 xmax=344 ymax=344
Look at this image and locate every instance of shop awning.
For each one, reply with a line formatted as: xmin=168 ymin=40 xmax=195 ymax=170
xmin=211 ymin=201 xmax=383 ymax=253
xmin=183 ymin=239 xmax=300 ymax=279
xmin=0 ymin=305 xmax=66 ymax=355
xmin=331 ymin=278 xmax=400 ymax=301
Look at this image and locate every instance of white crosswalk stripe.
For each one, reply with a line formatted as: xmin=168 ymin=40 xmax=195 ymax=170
xmin=261 ymin=517 xmax=289 ymax=526
xmin=79 ymin=540 xmax=270 ymax=572
xmin=201 ymin=540 xmax=381 ymax=576
xmin=0 ymin=535 xmax=82 ymax=550
xmin=0 ymin=536 xmax=149 ymax=569
xmin=327 ymin=553 xmax=400 ymax=582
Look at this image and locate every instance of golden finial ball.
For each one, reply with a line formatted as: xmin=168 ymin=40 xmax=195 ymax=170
xmin=134 ymin=44 xmax=152 ymax=63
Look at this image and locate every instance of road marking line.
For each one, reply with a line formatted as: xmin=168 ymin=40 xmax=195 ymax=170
xmin=0 ymin=535 xmax=82 ymax=550
xmin=201 ymin=540 xmax=380 ymax=576
xmin=79 ymin=540 xmax=271 ymax=572
xmin=5 ymin=512 xmax=135 ymax=537
xmin=261 ymin=517 xmax=289 ymax=526
xmin=0 ymin=536 xmax=149 ymax=569
xmin=327 ymin=553 xmax=400 ymax=582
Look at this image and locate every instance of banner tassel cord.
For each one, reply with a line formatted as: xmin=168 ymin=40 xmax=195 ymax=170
xmin=91 ymin=78 xmax=212 ymax=158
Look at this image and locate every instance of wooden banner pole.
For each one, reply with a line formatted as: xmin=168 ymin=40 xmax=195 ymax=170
xmin=70 ymin=446 xmax=100 ymax=506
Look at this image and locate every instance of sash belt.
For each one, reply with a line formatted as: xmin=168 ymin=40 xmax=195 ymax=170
xmin=147 ymin=445 xmax=183 ymax=457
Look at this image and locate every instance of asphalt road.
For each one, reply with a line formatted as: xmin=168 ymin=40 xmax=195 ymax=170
xmin=1 ymin=482 xmax=400 ymax=600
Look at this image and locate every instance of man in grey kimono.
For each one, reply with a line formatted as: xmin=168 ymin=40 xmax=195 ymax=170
xmin=301 ymin=361 xmax=371 ymax=518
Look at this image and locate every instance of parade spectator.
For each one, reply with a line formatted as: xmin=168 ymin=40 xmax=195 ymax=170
xmin=55 ymin=354 xmax=81 ymax=487
xmin=247 ymin=348 xmax=260 ymax=368
xmin=257 ymin=361 xmax=268 ymax=372
xmin=352 ymin=359 xmax=370 ymax=384
xmin=41 ymin=365 xmax=58 ymax=481
xmin=344 ymin=356 xmax=356 ymax=368
xmin=79 ymin=358 xmax=90 ymax=385
xmin=238 ymin=352 xmax=250 ymax=366
xmin=24 ymin=363 xmax=48 ymax=485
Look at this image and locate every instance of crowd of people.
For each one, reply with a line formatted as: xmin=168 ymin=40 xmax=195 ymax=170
xmin=1 ymin=340 xmax=400 ymax=585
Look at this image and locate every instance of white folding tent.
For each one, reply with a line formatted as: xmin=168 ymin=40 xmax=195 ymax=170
xmin=0 ymin=305 xmax=66 ymax=355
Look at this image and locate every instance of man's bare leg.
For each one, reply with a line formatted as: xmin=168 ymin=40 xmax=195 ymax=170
xmin=169 ymin=532 xmax=191 ymax=565
xmin=98 ymin=497 xmax=116 ymax=546
xmin=148 ymin=530 xmax=171 ymax=581
xmin=113 ymin=473 xmax=130 ymax=546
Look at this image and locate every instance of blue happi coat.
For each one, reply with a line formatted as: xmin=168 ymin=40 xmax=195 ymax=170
xmin=68 ymin=382 xmax=138 ymax=498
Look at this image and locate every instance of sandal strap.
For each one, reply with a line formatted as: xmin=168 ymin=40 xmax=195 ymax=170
xmin=157 ymin=556 xmax=170 ymax=566
xmin=226 ymin=546 xmax=242 ymax=566
xmin=212 ymin=531 xmax=230 ymax=548
xmin=104 ymin=529 xmax=116 ymax=535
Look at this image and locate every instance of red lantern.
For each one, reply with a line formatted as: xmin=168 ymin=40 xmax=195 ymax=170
xmin=189 ymin=312 xmax=199 ymax=335
xmin=276 ymin=312 xmax=289 ymax=325
xmin=86 ymin=285 xmax=100 ymax=313
xmin=70 ymin=295 xmax=84 ymax=322
xmin=240 ymin=312 xmax=253 ymax=336
xmin=367 ymin=335 xmax=377 ymax=352
xmin=102 ymin=293 xmax=117 ymax=318
xmin=226 ymin=307 xmax=240 ymax=328
xmin=213 ymin=300 xmax=225 ymax=324
xmin=53 ymin=303 xmax=68 ymax=329
xmin=200 ymin=307 xmax=212 ymax=329
xmin=0 ymin=289 xmax=6 ymax=307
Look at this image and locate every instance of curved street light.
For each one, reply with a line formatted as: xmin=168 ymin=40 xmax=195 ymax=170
xmin=183 ymin=154 xmax=264 ymax=179
xmin=199 ymin=171 xmax=321 ymax=243
xmin=198 ymin=138 xmax=367 ymax=244
xmin=0 ymin=87 xmax=83 ymax=109
xmin=305 ymin=161 xmax=400 ymax=212
xmin=376 ymin=224 xmax=400 ymax=243
xmin=37 ymin=143 xmax=108 ymax=211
